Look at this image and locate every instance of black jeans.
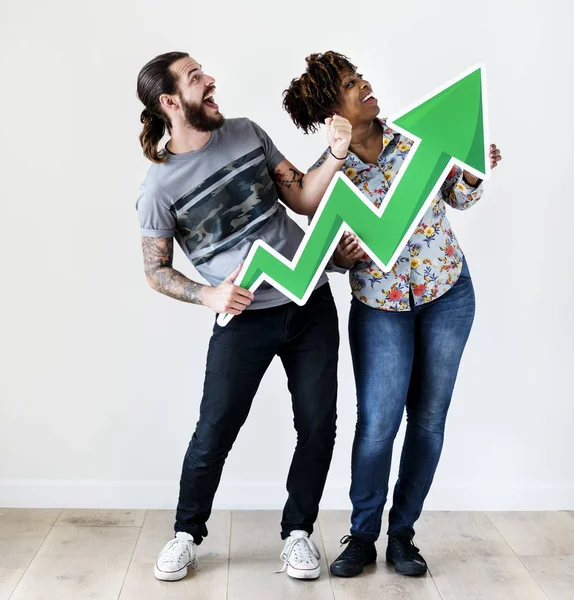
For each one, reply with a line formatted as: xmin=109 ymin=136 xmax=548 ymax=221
xmin=174 ymin=283 xmax=339 ymax=544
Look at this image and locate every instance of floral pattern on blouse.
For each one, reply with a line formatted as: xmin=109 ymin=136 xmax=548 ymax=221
xmin=312 ymin=119 xmax=483 ymax=311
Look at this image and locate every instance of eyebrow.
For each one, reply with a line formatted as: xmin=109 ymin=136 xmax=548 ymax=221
xmin=186 ymin=65 xmax=202 ymax=77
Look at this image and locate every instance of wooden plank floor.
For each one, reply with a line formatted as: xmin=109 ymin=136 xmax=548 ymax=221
xmin=1 ymin=508 xmax=573 ymax=599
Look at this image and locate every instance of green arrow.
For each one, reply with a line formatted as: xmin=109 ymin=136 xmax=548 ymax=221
xmin=218 ymin=65 xmax=489 ymax=326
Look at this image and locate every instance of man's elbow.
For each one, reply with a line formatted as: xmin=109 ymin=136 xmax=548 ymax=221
xmin=145 ymin=271 xmax=160 ymax=291
xmin=282 ymin=197 xmax=313 ymax=217
xmin=297 ymin=206 xmax=315 ymax=217
xmin=291 ymin=198 xmax=316 ymax=217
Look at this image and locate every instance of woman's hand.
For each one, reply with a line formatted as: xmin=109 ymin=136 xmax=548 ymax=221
xmin=489 ymin=143 xmax=502 ymax=169
xmin=333 ymin=231 xmax=364 ymax=269
xmin=325 ymin=115 xmax=352 ymax=160
xmin=463 ymin=143 xmax=502 ymax=185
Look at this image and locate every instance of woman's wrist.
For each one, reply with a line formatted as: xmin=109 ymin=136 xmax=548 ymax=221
xmin=462 ymin=170 xmax=480 ymax=186
xmin=333 ymin=254 xmax=354 ymax=269
xmin=329 ymin=146 xmax=347 ymax=161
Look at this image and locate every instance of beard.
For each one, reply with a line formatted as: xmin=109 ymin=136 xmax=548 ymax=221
xmin=181 ymin=96 xmax=225 ymax=132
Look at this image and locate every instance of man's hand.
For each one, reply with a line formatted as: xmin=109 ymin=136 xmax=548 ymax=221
xmin=200 ymin=265 xmax=254 ymax=315
xmin=333 ymin=231 xmax=364 ymax=269
xmin=325 ymin=115 xmax=352 ymax=160
xmin=463 ymin=143 xmax=502 ymax=185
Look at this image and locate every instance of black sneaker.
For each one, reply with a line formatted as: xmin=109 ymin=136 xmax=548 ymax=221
xmin=329 ymin=535 xmax=377 ymax=578
xmin=386 ymin=534 xmax=427 ymax=576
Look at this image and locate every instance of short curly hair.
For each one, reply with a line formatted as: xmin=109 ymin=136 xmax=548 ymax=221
xmin=283 ymin=51 xmax=357 ymax=134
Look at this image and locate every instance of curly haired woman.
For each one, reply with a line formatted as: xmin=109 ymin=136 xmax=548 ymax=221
xmin=283 ymin=51 xmax=502 ymax=578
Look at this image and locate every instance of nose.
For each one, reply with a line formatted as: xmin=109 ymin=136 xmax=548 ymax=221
xmin=204 ymin=74 xmax=216 ymax=87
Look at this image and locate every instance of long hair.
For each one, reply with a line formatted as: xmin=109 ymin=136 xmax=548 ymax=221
xmin=282 ymin=51 xmax=357 ymax=134
xmin=136 ymin=51 xmax=189 ymax=163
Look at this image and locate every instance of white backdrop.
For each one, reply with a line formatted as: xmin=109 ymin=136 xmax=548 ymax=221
xmin=1 ymin=0 xmax=573 ymax=511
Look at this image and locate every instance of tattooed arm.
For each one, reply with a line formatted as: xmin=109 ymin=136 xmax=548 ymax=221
xmin=142 ymin=236 xmax=204 ymax=303
xmin=141 ymin=236 xmax=254 ymax=315
xmin=270 ymin=116 xmax=352 ymax=216
xmin=270 ymin=155 xmax=345 ymax=216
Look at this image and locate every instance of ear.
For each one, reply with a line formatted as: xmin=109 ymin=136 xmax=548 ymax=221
xmin=159 ymin=93 xmax=179 ymax=113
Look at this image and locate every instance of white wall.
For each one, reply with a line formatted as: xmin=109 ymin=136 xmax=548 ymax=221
xmin=1 ymin=0 xmax=573 ymax=511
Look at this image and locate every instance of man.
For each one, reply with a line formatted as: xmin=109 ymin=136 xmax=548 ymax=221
xmin=135 ymin=51 xmax=352 ymax=581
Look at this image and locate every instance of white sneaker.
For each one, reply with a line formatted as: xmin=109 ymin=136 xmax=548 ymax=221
xmin=276 ymin=530 xmax=321 ymax=579
xmin=154 ymin=532 xmax=198 ymax=581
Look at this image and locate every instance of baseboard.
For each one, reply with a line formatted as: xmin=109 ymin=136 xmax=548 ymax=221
xmin=1 ymin=479 xmax=573 ymax=510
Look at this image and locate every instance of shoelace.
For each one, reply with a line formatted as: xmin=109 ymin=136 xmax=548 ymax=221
xmin=160 ymin=537 xmax=198 ymax=570
xmin=338 ymin=535 xmax=370 ymax=563
xmin=275 ymin=536 xmax=321 ymax=573
xmin=391 ymin=536 xmax=424 ymax=563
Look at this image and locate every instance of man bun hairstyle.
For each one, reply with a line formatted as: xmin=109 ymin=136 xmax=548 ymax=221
xmin=137 ymin=51 xmax=189 ymax=163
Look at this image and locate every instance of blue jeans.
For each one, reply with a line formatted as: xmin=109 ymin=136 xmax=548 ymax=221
xmin=348 ymin=260 xmax=475 ymax=542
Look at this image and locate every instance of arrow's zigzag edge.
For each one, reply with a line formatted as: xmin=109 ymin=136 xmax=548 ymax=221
xmin=217 ymin=156 xmax=467 ymax=327
xmin=217 ymin=156 xmax=485 ymax=328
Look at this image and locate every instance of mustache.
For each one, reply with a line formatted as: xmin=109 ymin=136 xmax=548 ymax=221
xmin=203 ymin=86 xmax=216 ymax=99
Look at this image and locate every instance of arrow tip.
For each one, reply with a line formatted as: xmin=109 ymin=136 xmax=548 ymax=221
xmin=389 ymin=66 xmax=488 ymax=176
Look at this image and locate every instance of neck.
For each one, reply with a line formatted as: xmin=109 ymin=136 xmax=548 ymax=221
xmin=349 ymin=119 xmax=383 ymax=160
xmin=167 ymin=123 xmax=212 ymax=154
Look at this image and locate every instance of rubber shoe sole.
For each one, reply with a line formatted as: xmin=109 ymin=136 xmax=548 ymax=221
xmin=154 ymin=561 xmax=192 ymax=581
xmin=330 ymin=555 xmax=376 ymax=578
xmin=385 ymin=552 xmax=427 ymax=576
xmin=286 ymin=564 xmax=321 ymax=579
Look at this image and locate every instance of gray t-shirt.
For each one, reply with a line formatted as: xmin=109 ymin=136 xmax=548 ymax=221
xmin=136 ymin=117 xmax=328 ymax=310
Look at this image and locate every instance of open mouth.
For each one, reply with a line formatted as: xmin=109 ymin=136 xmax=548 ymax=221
xmin=361 ymin=91 xmax=377 ymax=105
xmin=203 ymin=93 xmax=219 ymax=110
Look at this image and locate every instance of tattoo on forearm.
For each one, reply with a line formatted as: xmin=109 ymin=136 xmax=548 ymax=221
xmin=273 ymin=168 xmax=303 ymax=190
xmin=141 ymin=237 xmax=204 ymax=304
xmin=154 ymin=270 xmax=204 ymax=304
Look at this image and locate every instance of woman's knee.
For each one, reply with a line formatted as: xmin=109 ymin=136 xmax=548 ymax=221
xmin=406 ymin=405 xmax=449 ymax=435
xmin=355 ymin=403 xmax=403 ymax=443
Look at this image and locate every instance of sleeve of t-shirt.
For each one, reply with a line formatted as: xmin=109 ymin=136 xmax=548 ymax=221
xmin=249 ymin=120 xmax=285 ymax=171
xmin=136 ymin=177 xmax=177 ymax=238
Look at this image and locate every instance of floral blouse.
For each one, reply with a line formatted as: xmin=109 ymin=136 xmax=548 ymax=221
xmin=312 ymin=119 xmax=484 ymax=312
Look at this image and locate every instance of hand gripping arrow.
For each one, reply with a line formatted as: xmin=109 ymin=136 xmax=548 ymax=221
xmin=217 ymin=65 xmax=490 ymax=327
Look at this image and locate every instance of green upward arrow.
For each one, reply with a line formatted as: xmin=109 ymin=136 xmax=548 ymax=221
xmin=218 ymin=65 xmax=489 ymax=326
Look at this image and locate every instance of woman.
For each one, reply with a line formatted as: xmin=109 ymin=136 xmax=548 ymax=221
xmin=283 ymin=52 xmax=502 ymax=578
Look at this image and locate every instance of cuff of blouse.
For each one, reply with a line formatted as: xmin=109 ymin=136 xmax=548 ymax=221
xmin=462 ymin=171 xmax=483 ymax=188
